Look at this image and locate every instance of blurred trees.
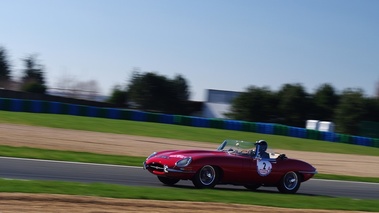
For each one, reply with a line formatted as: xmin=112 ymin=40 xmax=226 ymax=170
xmin=20 ymin=54 xmax=47 ymax=94
xmin=0 ymin=46 xmax=12 ymax=88
xmin=227 ymin=83 xmax=311 ymax=126
xmin=227 ymin=83 xmax=379 ymax=135
xmin=277 ymin=84 xmax=310 ymax=127
xmin=126 ymin=71 xmax=190 ymax=114
xmin=334 ymin=89 xmax=365 ymax=135
xmin=362 ymin=97 xmax=379 ymax=122
xmin=312 ymin=83 xmax=339 ymax=121
xmin=226 ymin=86 xmax=277 ymax=122
xmin=54 ymin=73 xmax=101 ymax=101
xmin=172 ymin=75 xmax=190 ymax=104
xmin=72 ymin=80 xmax=101 ymax=100
xmin=108 ymin=85 xmax=127 ymax=106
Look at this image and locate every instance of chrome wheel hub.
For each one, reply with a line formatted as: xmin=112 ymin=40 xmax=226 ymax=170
xmin=199 ymin=165 xmax=215 ymax=185
xmin=284 ymin=172 xmax=298 ymax=190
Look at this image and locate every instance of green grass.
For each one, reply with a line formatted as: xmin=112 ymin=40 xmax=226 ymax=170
xmin=0 ymin=145 xmax=146 ymax=167
xmin=1 ymin=111 xmax=378 ymax=156
xmin=0 ymin=179 xmax=377 ymax=211
xmin=315 ymin=173 xmax=379 ymax=183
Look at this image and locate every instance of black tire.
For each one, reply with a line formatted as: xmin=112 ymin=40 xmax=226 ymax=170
xmin=277 ymin=171 xmax=301 ymax=194
xmin=192 ymin=165 xmax=218 ymax=188
xmin=157 ymin=176 xmax=180 ymax=185
xmin=244 ymin=183 xmax=261 ymax=191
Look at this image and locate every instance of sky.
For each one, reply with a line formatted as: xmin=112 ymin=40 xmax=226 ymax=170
xmin=1 ymin=0 xmax=378 ymax=101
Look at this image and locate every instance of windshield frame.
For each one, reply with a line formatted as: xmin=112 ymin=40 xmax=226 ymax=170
xmin=217 ymin=139 xmax=256 ymax=157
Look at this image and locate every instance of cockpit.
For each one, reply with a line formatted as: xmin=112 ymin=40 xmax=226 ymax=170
xmin=217 ymin=139 xmax=273 ymax=159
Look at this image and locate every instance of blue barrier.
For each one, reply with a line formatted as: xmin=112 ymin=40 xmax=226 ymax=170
xmin=320 ymin=131 xmax=337 ymax=142
xmin=352 ymin=136 xmax=372 ymax=146
xmin=49 ymin=102 xmax=61 ymax=114
xmin=362 ymin=137 xmax=372 ymax=146
xmin=69 ymin=105 xmax=79 ymax=115
xmin=108 ymin=108 xmax=120 ymax=119
xmin=352 ymin=136 xmax=360 ymax=146
xmin=200 ymin=117 xmax=209 ymax=127
xmin=257 ymin=123 xmax=274 ymax=134
xmin=131 ymin=111 xmax=146 ymax=121
xmin=192 ymin=117 xmax=209 ymax=128
xmin=289 ymin=127 xmax=307 ymax=138
xmin=225 ymin=120 xmax=242 ymax=131
xmin=159 ymin=114 xmax=174 ymax=124
xmin=32 ymin=100 xmax=42 ymax=113
xmin=256 ymin=123 xmax=265 ymax=133
xmin=87 ymin=107 xmax=98 ymax=117
xmin=11 ymin=99 xmax=22 ymax=112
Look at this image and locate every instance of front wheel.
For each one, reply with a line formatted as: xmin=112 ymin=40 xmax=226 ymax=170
xmin=192 ymin=165 xmax=218 ymax=188
xmin=277 ymin=171 xmax=301 ymax=194
xmin=157 ymin=176 xmax=180 ymax=185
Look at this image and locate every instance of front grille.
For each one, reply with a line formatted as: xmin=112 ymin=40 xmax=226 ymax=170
xmin=148 ymin=163 xmax=165 ymax=172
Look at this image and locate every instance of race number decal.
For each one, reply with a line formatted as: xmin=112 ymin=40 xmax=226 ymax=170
xmin=257 ymin=159 xmax=272 ymax=176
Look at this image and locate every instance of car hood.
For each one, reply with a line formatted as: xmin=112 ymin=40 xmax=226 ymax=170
xmin=154 ymin=149 xmax=225 ymax=160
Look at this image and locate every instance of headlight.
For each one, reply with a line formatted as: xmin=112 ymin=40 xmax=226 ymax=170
xmin=175 ymin=157 xmax=192 ymax=167
xmin=146 ymin=152 xmax=157 ymax=160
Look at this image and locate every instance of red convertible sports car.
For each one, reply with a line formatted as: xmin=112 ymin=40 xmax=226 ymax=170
xmin=143 ymin=139 xmax=317 ymax=193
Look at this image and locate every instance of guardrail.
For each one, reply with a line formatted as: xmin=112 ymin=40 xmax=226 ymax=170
xmin=1 ymin=98 xmax=378 ymax=148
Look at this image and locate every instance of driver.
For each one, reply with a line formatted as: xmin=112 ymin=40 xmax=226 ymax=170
xmin=256 ymin=140 xmax=270 ymax=159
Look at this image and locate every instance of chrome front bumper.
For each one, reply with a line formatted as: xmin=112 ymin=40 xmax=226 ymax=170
xmin=143 ymin=161 xmax=195 ymax=174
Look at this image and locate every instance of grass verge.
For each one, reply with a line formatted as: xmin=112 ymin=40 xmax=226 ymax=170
xmin=0 ymin=145 xmax=146 ymax=167
xmin=0 ymin=179 xmax=377 ymax=211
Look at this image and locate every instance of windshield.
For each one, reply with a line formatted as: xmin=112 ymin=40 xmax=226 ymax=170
xmin=217 ymin=139 xmax=256 ymax=156
xmin=217 ymin=139 xmax=278 ymax=159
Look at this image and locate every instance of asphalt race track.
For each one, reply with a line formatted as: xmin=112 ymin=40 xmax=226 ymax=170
xmin=1 ymin=157 xmax=378 ymax=200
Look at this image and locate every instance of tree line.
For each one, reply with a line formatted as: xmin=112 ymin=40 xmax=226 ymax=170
xmin=108 ymin=70 xmax=191 ymax=114
xmin=0 ymin=46 xmax=102 ymax=100
xmin=226 ymin=84 xmax=379 ymax=135
xmin=0 ymin=47 xmax=47 ymax=93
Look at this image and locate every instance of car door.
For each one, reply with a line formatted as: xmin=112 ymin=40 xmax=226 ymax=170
xmin=246 ymin=155 xmax=278 ymax=183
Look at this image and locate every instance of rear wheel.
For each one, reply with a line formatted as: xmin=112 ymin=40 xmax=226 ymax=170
xmin=157 ymin=176 xmax=180 ymax=185
xmin=277 ymin=171 xmax=301 ymax=194
xmin=192 ymin=165 xmax=218 ymax=188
